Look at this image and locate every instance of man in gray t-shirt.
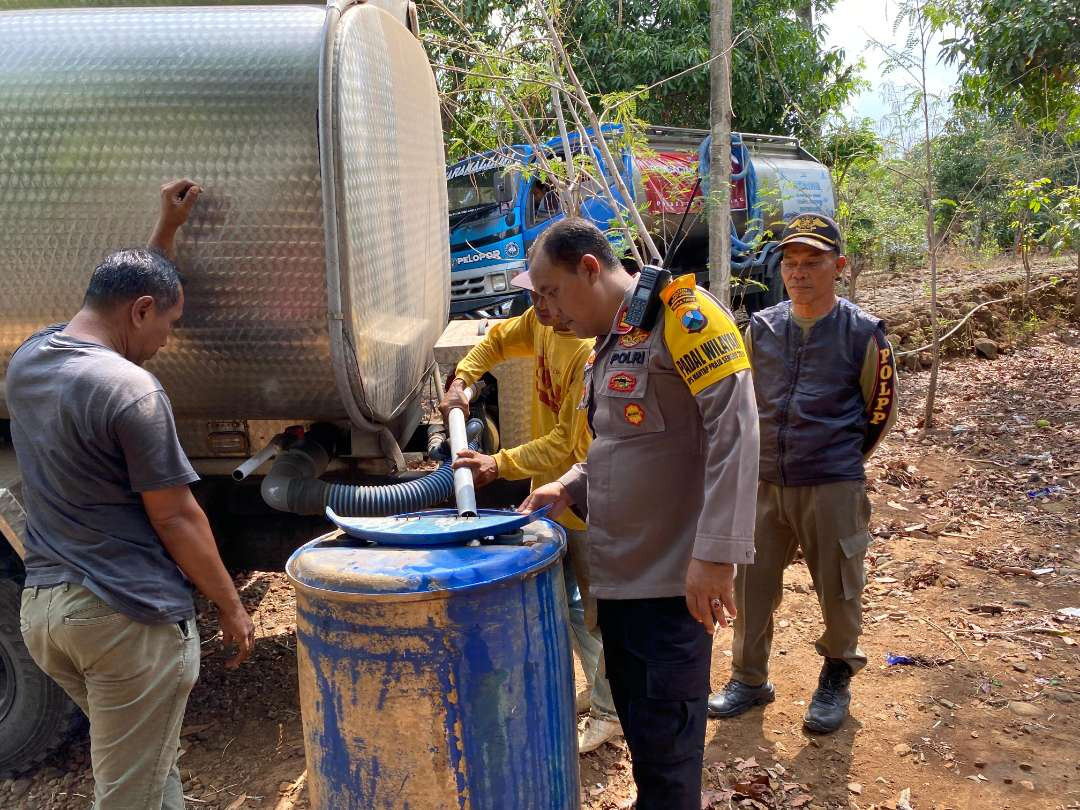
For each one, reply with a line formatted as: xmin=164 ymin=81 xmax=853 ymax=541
xmin=8 ymin=180 xmax=254 ymax=810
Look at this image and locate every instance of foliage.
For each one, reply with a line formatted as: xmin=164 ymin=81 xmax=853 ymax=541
xmin=1045 ymin=185 xmax=1080 ymax=268
xmin=930 ymin=112 xmax=1013 ymax=246
xmin=563 ymin=0 xmax=860 ymax=139
xmin=932 ymin=0 xmax=1080 ymax=140
xmin=419 ymin=0 xmax=861 ymax=157
xmin=1006 ymin=176 xmax=1055 ymax=302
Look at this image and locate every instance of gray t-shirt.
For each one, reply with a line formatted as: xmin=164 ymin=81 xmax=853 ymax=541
xmin=6 ymin=326 xmax=199 ymax=623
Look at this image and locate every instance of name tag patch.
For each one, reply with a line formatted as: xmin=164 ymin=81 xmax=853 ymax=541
xmin=608 ymin=349 xmax=648 ymax=369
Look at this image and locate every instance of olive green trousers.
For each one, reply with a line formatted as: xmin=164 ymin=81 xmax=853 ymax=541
xmin=732 ymin=480 xmax=872 ymax=685
xmin=21 ymin=583 xmax=199 ymax=810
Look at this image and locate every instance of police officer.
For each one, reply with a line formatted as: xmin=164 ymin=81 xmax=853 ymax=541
xmin=708 ymin=213 xmax=898 ymax=734
xmin=441 ymin=272 xmax=622 ymax=753
xmin=522 ymin=219 xmax=759 ymax=809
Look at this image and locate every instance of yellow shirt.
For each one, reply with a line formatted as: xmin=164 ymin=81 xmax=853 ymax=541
xmin=454 ymin=307 xmax=593 ymax=531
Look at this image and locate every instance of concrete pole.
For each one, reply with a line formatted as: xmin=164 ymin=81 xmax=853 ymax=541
xmin=708 ymin=0 xmax=732 ymax=304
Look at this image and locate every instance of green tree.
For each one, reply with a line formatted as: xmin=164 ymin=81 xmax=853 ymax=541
xmin=1045 ymin=185 xmax=1080 ymax=314
xmin=933 ymin=0 xmax=1080 ymax=140
xmin=563 ymin=0 xmax=858 ymax=139
xmin=419 ymin=0 xmax=861 ymax=156
xmin=1006 ymin=177 xmax=1055 ymax=306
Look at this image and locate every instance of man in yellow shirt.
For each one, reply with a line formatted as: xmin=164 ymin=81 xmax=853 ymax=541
xmin=441 ymin=272 xmax=622 ymax=753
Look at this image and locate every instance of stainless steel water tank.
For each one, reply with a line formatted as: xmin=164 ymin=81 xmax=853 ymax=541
xmin=0 ymin=0 xmax=449 ymax=431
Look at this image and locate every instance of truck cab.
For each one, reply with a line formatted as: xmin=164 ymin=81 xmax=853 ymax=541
xmin=447 ymin=126 xmax=836 ymax=317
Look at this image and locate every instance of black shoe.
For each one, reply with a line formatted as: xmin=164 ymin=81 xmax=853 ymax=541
xmin=707 ymin=679 xmax=776 ymax=718
xmin=803 ymin=658 xmax=852 ymax=734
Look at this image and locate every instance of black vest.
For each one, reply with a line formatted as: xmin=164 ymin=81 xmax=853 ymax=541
xmin=750 ymin=299 xmax=883 ymax=486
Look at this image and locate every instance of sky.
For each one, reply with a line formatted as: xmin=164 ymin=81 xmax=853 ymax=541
xmin=820 ymin=0 xmax=958 ymax=124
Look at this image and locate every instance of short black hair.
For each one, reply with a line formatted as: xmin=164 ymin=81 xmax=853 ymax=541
xmin=531 ymin=217 xmax=619 ymax=271
xmin=83 ymin=249 xmax=182 ymax=311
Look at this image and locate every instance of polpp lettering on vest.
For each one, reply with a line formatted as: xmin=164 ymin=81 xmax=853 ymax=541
xmin=869 ymin=347 xmax=894 ymax=425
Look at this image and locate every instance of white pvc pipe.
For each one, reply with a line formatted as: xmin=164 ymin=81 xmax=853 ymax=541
xmin=447 ymin=385 xmax=477 ymax=517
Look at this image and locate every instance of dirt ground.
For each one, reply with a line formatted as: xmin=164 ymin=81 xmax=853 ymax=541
xmin=3 ymin=259 xmax=1079 ymax=810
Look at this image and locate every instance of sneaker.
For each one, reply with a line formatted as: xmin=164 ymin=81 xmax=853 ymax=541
xmin=803 ymin=658 xmax=852 ymax=734
xmin=578 ymin=714 xmax=622 ymax=753
xmin=575 ymin=688 xmax=592 ymax=715
xmin=707 ymin=679 xmax=776 ymax=718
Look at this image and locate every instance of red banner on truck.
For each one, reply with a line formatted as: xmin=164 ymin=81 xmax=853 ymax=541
xmin=637 ymin=150 xmax=747 ymax=215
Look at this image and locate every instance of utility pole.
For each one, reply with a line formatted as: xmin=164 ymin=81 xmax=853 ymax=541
xmin=708 ymin=0 xmax=732 ymax=304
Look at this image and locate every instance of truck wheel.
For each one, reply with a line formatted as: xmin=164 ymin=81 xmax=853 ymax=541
xmin=0 ymin=579 xmax=83 ymax=776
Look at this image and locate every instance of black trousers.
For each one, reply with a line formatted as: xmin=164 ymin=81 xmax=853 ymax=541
xmin=597 ymin=597 xmax=713 ymax=810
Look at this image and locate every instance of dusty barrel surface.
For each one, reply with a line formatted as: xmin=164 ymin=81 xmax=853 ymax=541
xmin=286 ymin=518 xmax=579 ymax=810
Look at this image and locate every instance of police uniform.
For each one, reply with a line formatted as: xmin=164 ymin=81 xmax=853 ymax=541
xmin=557 ymin=275 xmax=759 ymax=809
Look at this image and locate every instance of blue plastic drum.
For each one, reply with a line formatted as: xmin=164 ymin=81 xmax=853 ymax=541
xmin=286 ymin=516 xmax=579 ymax=810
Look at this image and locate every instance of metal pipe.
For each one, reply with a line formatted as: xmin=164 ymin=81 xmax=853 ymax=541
xmin=232 ymin=433 xmax=287 ymax=481
xmin=447 ymin=385 xmax=477 ymax=517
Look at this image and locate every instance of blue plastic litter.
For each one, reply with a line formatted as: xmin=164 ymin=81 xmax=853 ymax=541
xmin=1026 ymin=485 xmax=1064 ymax=499
xmin=886 ymin=652 xmax=952 ymax=667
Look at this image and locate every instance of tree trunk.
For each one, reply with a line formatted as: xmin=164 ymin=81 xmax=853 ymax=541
xmin=1074 ymin=250 xmax=1079 ymax=318
xmin=1022 ymin=246 xmax=1031 ymax=309
xmin=550 ymin=60 xmax=578 ymax=214
xmin=917 ymin=4 xmax=941 ymax=433
xmin=708 ymin=0 xmax=733 ymax=302
xmin=795 ymin=1 xmax=813 ymax=28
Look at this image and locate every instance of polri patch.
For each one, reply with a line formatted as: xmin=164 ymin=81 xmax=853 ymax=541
xmin=607 ymin=348 xmax=648 ymax=369
xmin=608 ymin=372 xmax=638 ymax=394
xmin=623 ymin=403 xmax=645 ymax=426
xmin=619 ymin=327 xmax=650 ymax=348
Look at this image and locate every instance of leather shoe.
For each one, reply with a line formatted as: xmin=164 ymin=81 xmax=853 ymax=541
xmin=707 ymin=679 xmax=775 ymax=718
xmin=803 ymin=658 xmax=852 ymax=734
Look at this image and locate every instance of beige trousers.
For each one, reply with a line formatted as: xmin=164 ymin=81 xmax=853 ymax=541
xmin=20 ymin=583 xmax=200 ymax=810
xmin=732 ymin=480 xmax=872 ymax=685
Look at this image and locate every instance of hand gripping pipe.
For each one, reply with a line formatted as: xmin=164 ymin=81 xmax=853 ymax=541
xmin=447 ymin=390 xmax=478 ymax=517
xmin=261 ymin=421 xmax=484 ymax=517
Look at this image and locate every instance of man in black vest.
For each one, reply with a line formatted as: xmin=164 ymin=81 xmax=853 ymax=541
xmin=708 ymin=213 xmax=898 ymax=734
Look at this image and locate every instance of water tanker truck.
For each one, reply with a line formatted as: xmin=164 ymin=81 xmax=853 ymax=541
xmin=446 ymin=126 xmax=836 ymax=317
xmin=0 ymin=0 xmax=480 ymax=774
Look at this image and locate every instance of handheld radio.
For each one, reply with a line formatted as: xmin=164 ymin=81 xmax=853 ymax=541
xmin=624 ymin=264 xmax=672 ymax=330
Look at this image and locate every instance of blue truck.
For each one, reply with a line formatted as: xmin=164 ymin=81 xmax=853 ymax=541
xmin=446 ymin=125 xmax=836 ymax=316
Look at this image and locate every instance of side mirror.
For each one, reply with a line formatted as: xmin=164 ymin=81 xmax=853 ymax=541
xmin=495 ymin=171 xmax=515 ymax=205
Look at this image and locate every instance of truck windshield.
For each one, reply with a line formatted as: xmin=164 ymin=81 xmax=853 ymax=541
xmin=447 ymin=170 xmax=500 ymax=215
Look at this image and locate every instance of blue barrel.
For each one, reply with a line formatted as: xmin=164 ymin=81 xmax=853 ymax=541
xmin=286 ymin=517 xmax=579 ymax=810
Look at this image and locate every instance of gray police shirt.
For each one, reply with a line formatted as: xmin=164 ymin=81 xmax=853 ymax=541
xmin=6 ymin=326 xmax=199 ymax=623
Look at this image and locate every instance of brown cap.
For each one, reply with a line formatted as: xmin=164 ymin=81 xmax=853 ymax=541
xmin=777 ymin=212 xmax=842 ymax=253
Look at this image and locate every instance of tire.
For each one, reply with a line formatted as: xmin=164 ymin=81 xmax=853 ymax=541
xmin=0 ymin=579 xmax=84 ymax=776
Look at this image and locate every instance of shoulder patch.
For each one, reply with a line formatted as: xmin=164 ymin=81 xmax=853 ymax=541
xmin=659 ymin=274 xmax=708 ymax=333
xmin=662 ymin=280 xmax=751 ymax=395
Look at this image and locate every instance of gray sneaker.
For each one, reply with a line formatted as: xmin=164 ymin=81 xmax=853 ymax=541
xmin=707 ymin=679 xmax=776 ymax=718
